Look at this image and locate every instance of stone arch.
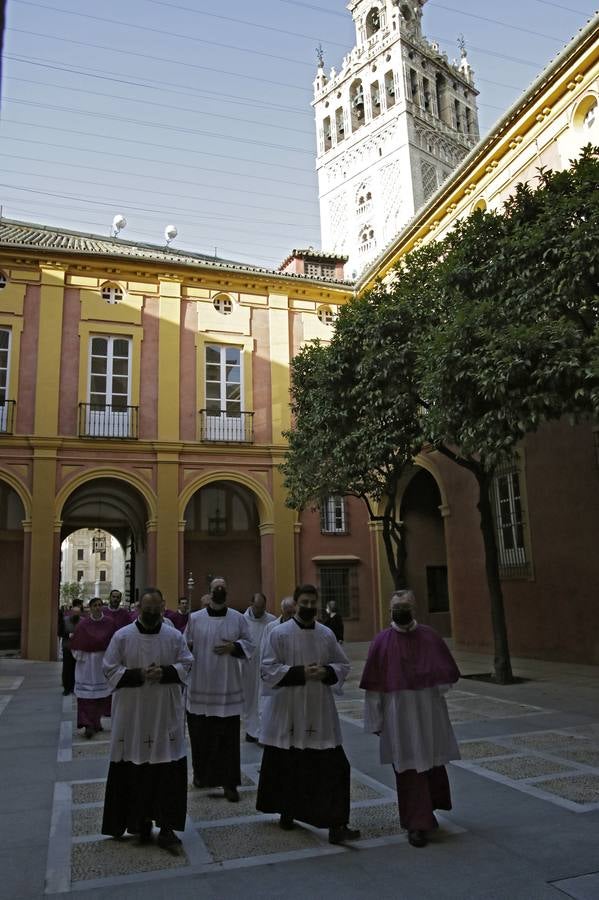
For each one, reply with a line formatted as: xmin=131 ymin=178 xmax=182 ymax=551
xmin=179 ymin=470 xmax=274 ymax=529
xmin=0 ymin=468 xmax=32 ymax=520
xmin=55 ymin=467 xmax=157 ymax=522
xmin=373 ymin=452 xmax=450 ymax=517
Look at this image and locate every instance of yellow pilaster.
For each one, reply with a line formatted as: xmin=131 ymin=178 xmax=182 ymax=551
xmin=34 ymin=266 xmax=66 ymax=435
xmin=268 ymin=293 xmax=291 ymax=444
xmin=155 ymin=450 xmax=181 ymax=608
xmin=157 ymin=279 xmax=181 ymax=441
xmin=28 ymin=445 xmax=59 ymax=660
xmin=271 ymin=453 xmax=296 ymax=600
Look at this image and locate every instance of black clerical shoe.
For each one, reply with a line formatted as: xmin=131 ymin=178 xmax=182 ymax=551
xmin=138 ymin=820 xmax=153 ymax=844
xmin=408 ymin=830 xmax=427 ymax=848
xmin=328 ymin=825 xmax=361 ymax=845
xmin=157 ymin=829 xmax=182 ymax=851
xmin=245 ymin=733 xmax=259 ymax=743
xmin=223 ymin=787 xmax=239 ymax=802
xmin=279 ymin=815 xmax=295 ymax=831
xmin=84 ymin=726 xmax=94 ymax=740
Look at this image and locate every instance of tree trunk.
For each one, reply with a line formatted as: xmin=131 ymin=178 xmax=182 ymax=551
xmin=380 ymin=514 xmax=406 ymax=590
xmin=476 ymin=470 xmax=514 ymax=684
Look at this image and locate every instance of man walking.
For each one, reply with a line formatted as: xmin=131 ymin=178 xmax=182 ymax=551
xmin=71 ymin=597 xmax=117 ymax=738
xmin=185 ymin=577 xmax=254 ymax=801
xmin=242 ymin=593 xmax=276 ymax=743
xmin=101 ymin=587 xmax=193 ymax=850
xmin=257 ymin=584 xmax=360 ymax=844
xmin=360 ymin=589 xmax=461 ymax=848
xmin=104 ymin=589 xmax=131 ymax=630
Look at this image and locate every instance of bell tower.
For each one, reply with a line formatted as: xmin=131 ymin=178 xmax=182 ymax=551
xmin=313 ymin=0 xmax=479 ymax=277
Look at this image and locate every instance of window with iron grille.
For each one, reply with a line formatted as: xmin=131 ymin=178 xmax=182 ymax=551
xmin=320 ymin=495 xmax=348 ymax=534
xmin=318 ymin=565 xmax=359 ymax=619
xmin=101 ymin=283 xmax=124 ymax=304
xmin=491 ymin=460 xmax=530 ymax=577
xmin=99 ymin=570 xmax=106 ymax=582
xmin=317 ymin=305 xmax=335 ymax=325
xmin=77 ymin=549 xmax=84 ymax=561
xmin=306 ymin=262 xmax=336 ymax=280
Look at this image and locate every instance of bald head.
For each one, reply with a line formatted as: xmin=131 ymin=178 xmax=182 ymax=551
xmin=280 ymin=595 xmax=296 ymax=622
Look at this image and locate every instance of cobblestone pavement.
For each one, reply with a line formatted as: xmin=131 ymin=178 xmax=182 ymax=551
xmin=2 ymin=645 xmax=599 ymax=899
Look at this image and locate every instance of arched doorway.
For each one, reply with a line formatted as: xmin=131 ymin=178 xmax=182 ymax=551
xmin=59 ymin=478 xmax=150 ymax=609
xmin=400 ymin=468 xmax=452 ymax=636
xmin=183 ymin=480 xmax=261 ymax=610
xmin=60 ymin=528 xmax=126 ymax=604
xmin=0 ymin=480 xmax=25 ymax=652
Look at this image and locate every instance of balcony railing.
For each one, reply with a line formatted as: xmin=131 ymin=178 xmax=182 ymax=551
xmin=0 ymin=400 xmax=16 ymax=435
xmin=79 ymin=403 xmax=139 ymax=439
xmin=199 ymin=410 xmax=254 ymax=443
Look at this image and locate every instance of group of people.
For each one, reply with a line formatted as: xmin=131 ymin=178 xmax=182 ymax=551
xmin=61 ymin=579 xmax=461 ymax=853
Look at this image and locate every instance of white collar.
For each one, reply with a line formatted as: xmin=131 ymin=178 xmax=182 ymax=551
xmin=391 ymin=619 xmax=418 ymax=633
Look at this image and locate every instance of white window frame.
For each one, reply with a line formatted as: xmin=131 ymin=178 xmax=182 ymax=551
xmin=204 ymin=344 xmax=244 ymax=441
xmin=87 ymin=335 xmax=132 ymax=436
xmin=321 ymin=495 xmax=347 ymax=534
xmin=492 ymin=468 xmax=527 ymax=570
xmin=317 ymin=305 xmax=335 ymax=326
xmin=212 ymin=293 xmax=234 ymax=315
xmin=0 ymin=328 xmax=11 ymax=433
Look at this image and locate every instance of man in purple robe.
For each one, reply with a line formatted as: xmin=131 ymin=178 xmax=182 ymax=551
xmin=360 ymin=589 xmax=461 ymax=848
xmin=164 ymin=597 xmax=189 ymax=633
xmin=71 ymin=597 xmax=118 ymax=738
xmin=104 ymin=590 xmax=132 ymax=630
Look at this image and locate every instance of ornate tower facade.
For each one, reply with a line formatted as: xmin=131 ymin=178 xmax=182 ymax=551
xmin=313 ymin=0 xmax=479 ymax=277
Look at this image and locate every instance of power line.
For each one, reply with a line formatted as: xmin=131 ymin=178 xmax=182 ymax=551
xmin=0 ymin=119 xmax=314 ymax=175
xmin=428 ymin=2 xmax=563 ymax=41
xmin=0 ymin=135 xmax=315 ymax=190
xmin=4 ymin=53 xmax=314 ymax=117
xmin=0 ymin=183 xmax=316 ymax=233
xmin=13 ymin=0 xmax=317 ymax=70
xmin=0 ymin=161 xmax=319 ymax=219
xmin=0 ymin=199 xmax=297 ymax=263
xmin=7 ymin=28 xmax=313 ymax=94
xmin=4 ymin=75 xmax=315 ymax=138
xmin=144 ymin=0 xmax=349 ymax=49
xmin=531 ymin=0 xmax=591 ymax=12
xmin=2 ymin=97 xmax=315 ymax=156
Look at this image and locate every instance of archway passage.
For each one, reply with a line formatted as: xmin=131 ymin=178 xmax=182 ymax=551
xmin=400 ymin=468 xmax=452 ymax=637
xmin=60 ymin=528 xmax=126 ymax=604
xmin=183 ymin=480 xmax=261 ymax=611
xmin=0 ymin=480 xmax=25 ymax=652
xmin=60 ymin=478 xmax=150 ymax=608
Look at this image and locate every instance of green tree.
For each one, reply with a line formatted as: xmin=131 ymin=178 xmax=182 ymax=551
xmin=60 ymin=582 xmax=84 ymax=605
xmin=284 ymin=148 xmax=599 ymax=684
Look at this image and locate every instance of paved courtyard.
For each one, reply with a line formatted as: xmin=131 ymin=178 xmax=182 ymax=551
xmin=1 ymin=644 xmax=599 ymax=900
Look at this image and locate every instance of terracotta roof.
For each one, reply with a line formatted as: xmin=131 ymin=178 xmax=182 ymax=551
xmin=0 ymin=219 xmax=355 ymax=287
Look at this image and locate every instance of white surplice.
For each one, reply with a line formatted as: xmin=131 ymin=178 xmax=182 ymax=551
xmin=241 ymin=607 xmax=276 ymax=737
xmin=364 ymin=687 xmax=460 ymax=773
xmin=103 ymin=622 xmax=193 ymax=765
xmin=185 ymin=608 xmax=254 ymax=718
xmin=259 ymin=619 xmax=350 ymax=750
xmin=73 ymin=650 xmax=112 ymax=700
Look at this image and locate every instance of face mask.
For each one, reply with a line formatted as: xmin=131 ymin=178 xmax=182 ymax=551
xmin=392 ymin=608 xmax=413 ymax=626
xmin=212 ymin=588 xmax=227 ymax=605
xmin=141 ymin=611 xmax=161 ymax=628
xmin=297 ymin=606 xmax=317 ymax=622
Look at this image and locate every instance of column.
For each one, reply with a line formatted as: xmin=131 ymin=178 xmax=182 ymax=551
xmin=27 ymin=444 xmax=59 ymax=660
xmin=34 ymin=266 xmax=65 ymax=436
xmin=259 ymin=525 xmax=275 ymax=608
xmin=271 ymin=454 xmax=297 ymax=604
xmin=155 ymin=452 xmax=180 ymax=608
xmin=268 ymin=292 xmax=291 ymax=444
xmin=157 ymin=278 xmax=181 ymax=442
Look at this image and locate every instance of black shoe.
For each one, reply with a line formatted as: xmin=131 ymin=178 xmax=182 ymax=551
xmin=138 ymin=820 xmax=153 ymax=844
xmin=329 ymin=825 xmax=361 ymax=844
xmin=408 ymin=830 xmax=427 ymax=848
xmin=84 ymin=726 xmax=94 ymax=740
xmin=279 ymin=814 xmax=295 ymax=831
xmin=245 ymin=733 xmax=259 ymax=743
xmin=223 ymin=787 xmax=239 ymax=802
xmin=62 ymin=689 xmax=72 ymax=696
xmin=157 ymin=828 xmax=182 ymax=851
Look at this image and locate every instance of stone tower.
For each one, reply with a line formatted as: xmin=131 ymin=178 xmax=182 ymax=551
xmin=313 ymin=0 xmax=479 ymax=277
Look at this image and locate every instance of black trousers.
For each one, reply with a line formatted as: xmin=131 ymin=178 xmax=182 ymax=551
xmin=102 ymin=757 xmax=188 ymax=836
xmin=186 ymin=712 xmax=241 ymax=789
xmin=61 ymin=645 xmax=76 ymax=694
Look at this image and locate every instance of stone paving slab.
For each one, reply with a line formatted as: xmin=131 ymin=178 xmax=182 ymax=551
xmin=458 ymin=741 xmax=515 ymax=760
xmin=534 ymin=774 xmax=599 ymax=804
xmin=477 ymin=755 xmax=573 ymax=780
xmin=200 ymin=818 xmax=323 ymax=862
xmin=72 ymin=837 xmax=189 ymax=882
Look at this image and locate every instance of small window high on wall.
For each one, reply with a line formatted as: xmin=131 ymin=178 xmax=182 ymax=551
xmin=320 ymin=495 xmax=347 ymax=534
xmin=366 ymin=6 xmax=381 ymax=38
xmin=385 ymin=70 xmax=396 ymax=107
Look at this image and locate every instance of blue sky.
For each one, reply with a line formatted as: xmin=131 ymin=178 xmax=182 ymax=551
xmin=0 ymin=0 xmax=596 ymax=267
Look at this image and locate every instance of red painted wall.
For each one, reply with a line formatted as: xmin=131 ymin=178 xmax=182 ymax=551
xmin=15 ymin=284 xmax=39 ymax=435
xmin=57 ymin=288 xmax=81 ymax=436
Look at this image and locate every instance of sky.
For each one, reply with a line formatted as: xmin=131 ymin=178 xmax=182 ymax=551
xmin=0 ymin=0 xmax=596 ymax=268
